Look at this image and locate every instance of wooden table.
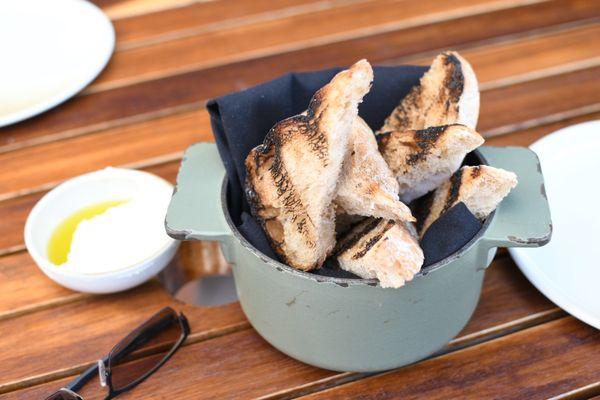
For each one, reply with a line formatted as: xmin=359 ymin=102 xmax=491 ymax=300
xmin=1 ymin=0 xmax=599 ymax=398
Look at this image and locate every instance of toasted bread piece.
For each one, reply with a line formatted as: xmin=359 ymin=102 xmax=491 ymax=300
xmin=378 ymin=124 xmax=484 ymax=203
xmin=418 ymin=165 xmax=518 ymax=236
xmin=379 ymin=51 xmax=479 ymax=132
xmin=245 ymin=60 xmax=373 ymax=270
xmin=335 ymin=117 xmax=415 ymax=221
xmin=336 ymin=218 xmax=423 ymax=288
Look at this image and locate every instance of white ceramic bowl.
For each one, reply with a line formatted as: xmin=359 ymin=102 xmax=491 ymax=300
xmin=24 ymin=168 xmax=180 ymax=293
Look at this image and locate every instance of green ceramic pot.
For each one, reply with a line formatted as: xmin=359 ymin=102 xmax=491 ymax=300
xmin=165 ymin=143 xmax=551 ymax=372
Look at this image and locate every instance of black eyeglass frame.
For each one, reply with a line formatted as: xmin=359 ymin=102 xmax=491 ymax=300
xmin=47 ymin=307 xmax=189 ymax=400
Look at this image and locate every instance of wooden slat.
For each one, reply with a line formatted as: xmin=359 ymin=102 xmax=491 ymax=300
xmin=404 ymin=21 xmax=600 ymax=87
xmin=295 ymin=318 xmax=599 ymax=400
xmin=2 ymin=0 xmax=597 ymax=152
xmin=486 ymin=110 xmax=600 ymax=147
xmin=0 ymin=255 xmax=558 ymax=398
xmin=0 ymin=191 xmax=43 ymax=256
xmin=93 ymin=0 xmax=214 ymax=20
xmin=111 ymin=0 xmax=368 ymax=49
xmin=0 ymin=111 xmax=207 ymax=198
xmin=455 ymin=256 xmax=559 ymax=338
xmin=90 ymin=0 xmax=506 ymax=91
xmin=478 ymin=65 xmax=600 ymax=136
xmin=0 ymin=252 xmax=87 ymax=319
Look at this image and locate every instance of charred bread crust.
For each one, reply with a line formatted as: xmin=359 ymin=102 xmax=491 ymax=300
xmin=377 ymin=123 xmax=484 ymax=203
xmin=442 ymin=52 xmax=465 ymax=106
xmin=442 ymin=166 xmax=464 ymax=215
xmin=244 ymin=60 xmax=373 ymax=270
xmin=379 ymin=51 xmax=478 ymax=133
xmin=336 ymin=218 xmax=424 ymax=288
xmin=348 ymin=220 xmax=396 ymax=260
xmin=334 ymin=218 xmax=384 ymax=256
xmin=378 ymin=125 xmax=450 ymax=166
xmin=418 ymin=165 xmax=517 ymax=236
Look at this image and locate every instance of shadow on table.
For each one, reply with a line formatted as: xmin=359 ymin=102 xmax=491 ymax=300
xmin=158 ymin=241 xmax=238 ymax=307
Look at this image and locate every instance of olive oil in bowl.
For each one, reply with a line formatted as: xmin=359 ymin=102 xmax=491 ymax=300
xmin=47 ymin=199 xmax=127 ymax=265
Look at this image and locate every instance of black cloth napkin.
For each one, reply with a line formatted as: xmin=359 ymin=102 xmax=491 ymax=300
xmin=420 ymin=202 xmax=482 ymax=267
xmin=207 ymin=65 xmax=482 ymax=276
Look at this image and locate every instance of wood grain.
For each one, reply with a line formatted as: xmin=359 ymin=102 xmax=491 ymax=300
xmin=2 ymin=328 xmax=330 ymax=400
xmin=111 ymin=0 xmax=350 ymax=49
xmin=8 ymin=320 xmax=599 ymax=399
xmin=0 ymin=252 xmax=88 ymax=319
xmin=2 ymin=0 xmax=597 ymax=151
xmin=93 ymin=0 xmax=214 ymax=20
xmin=456 ymin=256 xmax=558 ymax=338
xmin=297 ymin=318 xmax=599 ymax=400
xmin=478 ymin=65 xmax=600 ymax=135
xmin=0 ymin=111 xmax=207 ymax=197
xmin=486 ymin=110 xmax=600 ymax=147
xmin=90 ymin=0 xmax=506 ymax=91
xmin=0 ymin=281 xmax=246 ymax=393
xmin=0 ymin=252 xmax=557 ymax=394
xmin=404 ymin=21 xmax=600 ymax=86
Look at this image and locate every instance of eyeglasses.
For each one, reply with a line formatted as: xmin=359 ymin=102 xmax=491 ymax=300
xmin=45 ymin=307 xmax=189 ymax=400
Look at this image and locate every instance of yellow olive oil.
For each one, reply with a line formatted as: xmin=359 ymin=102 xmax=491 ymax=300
xmin=47 ymin=200 xmax=128 ymax=265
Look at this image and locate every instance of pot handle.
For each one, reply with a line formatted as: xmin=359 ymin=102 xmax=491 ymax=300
xmin=477 ymin=146 xmax=552 ymax=250
xmin=165 ymin=143 xmax=234 ymax=258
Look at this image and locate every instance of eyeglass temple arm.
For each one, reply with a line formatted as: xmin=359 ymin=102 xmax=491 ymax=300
xmin=66 ymin=357 xmax=108 ymax=392
xmin=64 ymin=312 xmax=189 ymax=394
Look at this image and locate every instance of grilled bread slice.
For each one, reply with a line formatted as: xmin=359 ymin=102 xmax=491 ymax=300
xmin=418 ymin=165 xmax=518 ymax=236
xmin=245 ymin=60 xmax=373 ymax=271
xmin=336 ymin=218 xmax=423 ymax=288
xmin=379 ymin=51 xmax=479 ymax=132
xmin=335 ymin=117 xmax=415 ymax=222
xmin=378 ymin=124 xmax=484 ymax=203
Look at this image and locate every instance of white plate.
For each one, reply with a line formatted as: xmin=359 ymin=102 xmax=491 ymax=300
xmin=509 ymin=120 xmax=600 ymax=329
xmin=0 ymin=0 xmax=114 ymax=127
